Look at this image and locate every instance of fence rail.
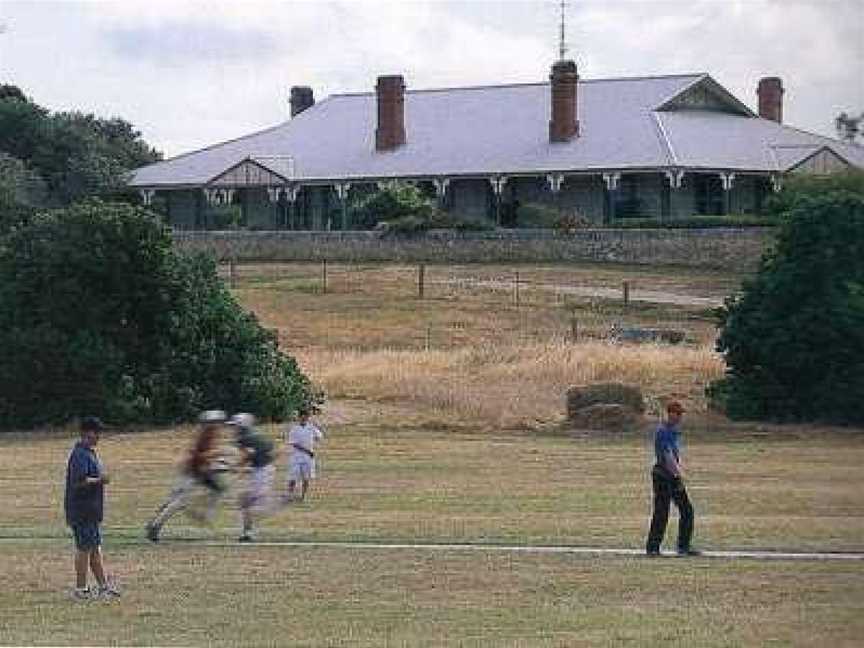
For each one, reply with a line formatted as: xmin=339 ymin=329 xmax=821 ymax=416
xmin=219 ymin=261 xmax=721 ymax=350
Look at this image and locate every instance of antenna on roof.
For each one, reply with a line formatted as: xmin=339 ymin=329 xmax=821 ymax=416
xmin=558 ymin=0 xmax=568 ymax=61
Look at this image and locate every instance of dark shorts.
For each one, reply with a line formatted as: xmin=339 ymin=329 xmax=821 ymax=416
xmin=197 ymin=472 xmax=226 ymax=493
xmin=71 ymin=522 xmax=102 ymax=550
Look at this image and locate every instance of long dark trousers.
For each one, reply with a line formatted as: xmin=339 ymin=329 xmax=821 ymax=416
xmin=646 ymin=466 xmax=694 ymax=552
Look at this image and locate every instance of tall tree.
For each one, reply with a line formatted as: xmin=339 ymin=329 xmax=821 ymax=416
xmin=710 ymin=178 xmax=864 ymax=425
xmin=835 ymin=111 xmax=864 ymax=145
xmin=0 ymin=85 xmax=161 ymax=205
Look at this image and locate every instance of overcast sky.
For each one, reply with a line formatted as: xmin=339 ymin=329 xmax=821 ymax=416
xmin=1 ymin=0 xmax=862 ymax=158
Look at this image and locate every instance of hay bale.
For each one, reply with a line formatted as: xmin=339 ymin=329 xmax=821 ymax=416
xmin=568 ymin=403 xmax=642 ymax=433
xmin=566 ymin=382 xmax=645 ymax=419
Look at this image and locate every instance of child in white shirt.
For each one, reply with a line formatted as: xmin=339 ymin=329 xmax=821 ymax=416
xmin=284 ymin=408 xmax=324 ymax=502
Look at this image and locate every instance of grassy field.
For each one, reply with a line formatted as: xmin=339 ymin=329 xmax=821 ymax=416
xmin=1 ymin=401 xmax=863 ymax=646
xmin=3 ymin=542 xmax=863 ymax=647
xmin=4 ymin=261 xmax=864 ymax=646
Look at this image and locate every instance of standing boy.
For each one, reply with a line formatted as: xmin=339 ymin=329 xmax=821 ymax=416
xmin=229 ymin=413 xmax=275 ymax=542
xmin=284 ymin=407 xmax=324 ymax=503
xmin=645 ymin=401 xmax=700 ymax=557
xmin=64 ymin=416 xmax=120 ymax=600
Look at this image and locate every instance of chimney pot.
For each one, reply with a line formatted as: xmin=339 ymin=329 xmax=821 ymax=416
xmin=290 ymin=86 xmax=314 ymax=118
xmin=376 ymin=75 xmax=406 ymax=151
xmin=757 ymin=77 xmax=783 ymax=123
xmin=549 ymin=60 xmax=579 ymax=142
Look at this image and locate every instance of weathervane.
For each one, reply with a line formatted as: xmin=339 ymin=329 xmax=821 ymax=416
xmin=558 ymin=0 xmax=568 ymax=60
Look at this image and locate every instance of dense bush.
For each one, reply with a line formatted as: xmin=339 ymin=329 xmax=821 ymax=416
xmin=708 ymin=190 xmax=864 ymax=424
xmin=0 ymin=200 xmax=318 ymax=429
xmin=615 ymin=215 xmax=776 ymax=229
xmin=763 ymin=170 xmax=864 ymax=218
xmin=348 ymin=182 xmax=437 ymax=230
xmin=348 ymin=182 xmax=492 ymax=235
xmin=514 ymin=202 xmax=561 ymax=228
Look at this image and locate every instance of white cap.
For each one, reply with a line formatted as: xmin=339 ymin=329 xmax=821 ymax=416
xmin=228 ymin=413 xmax=256 ymax=429
xmin=199 ymin=410 xmax=227 ymax=424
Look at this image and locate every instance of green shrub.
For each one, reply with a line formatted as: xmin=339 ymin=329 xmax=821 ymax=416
xmin=615 ymin=215 xmax=776 ymax=229
xmin=709 ymin=190 xmax=864 ymax=424
xmin=349 ymin=182 xmax=436 ymax=230
xmin=764 ymin=170 xmax=864 ymax=219
xmin=514 ymin=202 xmax=560 ymax=228
xmin=0 ymin=199 xmax=319 ymax=429
xmin=349 ymin=182 xmax=493 ymax=235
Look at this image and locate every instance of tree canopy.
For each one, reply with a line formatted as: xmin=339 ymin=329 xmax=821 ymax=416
xmin=710 ymin=176 xmax=864 ymax=425
xmin=0 ymin=200 xmax=318 ymax=429
xmin=0 ymin=84 xmax=160 ymax=207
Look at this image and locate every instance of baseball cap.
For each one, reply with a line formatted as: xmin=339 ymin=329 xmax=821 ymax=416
xmin=199 ymin=410 xmax=227 ymax=424
xmin=666 ymin=401 xmax=686 ymax=414
xmin=80 ymin=416 xmax=105 ymax=432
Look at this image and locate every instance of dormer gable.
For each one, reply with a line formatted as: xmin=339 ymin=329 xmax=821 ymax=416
xmin=206 ymin=155 xmax=295 ymax=187
xmin=655 ymin=75 xmax=754 ymax=116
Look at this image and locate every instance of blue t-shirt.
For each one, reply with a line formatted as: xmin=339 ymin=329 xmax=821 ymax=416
xmin=64 ymin=442 xmax=105 ymax=525
xmin=654 ymin=422 xmax=680 ymax=468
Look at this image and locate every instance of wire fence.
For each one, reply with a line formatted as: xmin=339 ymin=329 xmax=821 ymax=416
xmin=218 ymin=261 xmax=720 ymax=349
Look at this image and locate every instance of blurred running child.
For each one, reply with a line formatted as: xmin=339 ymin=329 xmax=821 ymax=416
xmin=145 ymin=410 xmax=229 ymax=542
xmin=229 ymin=413 xmax=275 ymax=542
xmin=284 ymin=407 xmax=324 ymax=503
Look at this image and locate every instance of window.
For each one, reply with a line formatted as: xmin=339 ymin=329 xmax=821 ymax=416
xmin=694 ymin=175 xmax=725 ymax=215
xmin=614 ymin=175 xmax=642 ymax=218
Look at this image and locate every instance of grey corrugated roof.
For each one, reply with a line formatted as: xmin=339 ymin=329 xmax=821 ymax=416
xmin=657 ymin=110 xmax=864 ymax=171
xmin=130 ymin=73 xmax=862 ymax=188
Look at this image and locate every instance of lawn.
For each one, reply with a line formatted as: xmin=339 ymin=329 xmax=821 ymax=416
xmin=4 ymin=261 xmax=863 ymax=646
xmin=1 ymin=401 xmax=863 ymax=646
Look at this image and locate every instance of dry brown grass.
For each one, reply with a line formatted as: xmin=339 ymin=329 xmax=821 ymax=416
xmin=299 ymin=340 xmax=724 ymax=428
xmin=229 ymin=261 xmax=731 ymax=429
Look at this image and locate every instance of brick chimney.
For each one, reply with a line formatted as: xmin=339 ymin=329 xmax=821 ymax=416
xmin=375 ymin=75 xmax=406 ymax=151
xmin=290 ymin=86 xmax=314 ymax=118
xmin=549 ymin=59 xmax=579 ymax=142
xmin=757 ymin=77 xmax=784 ymax=123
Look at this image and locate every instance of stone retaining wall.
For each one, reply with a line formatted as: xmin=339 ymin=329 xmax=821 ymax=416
xmin=172 ymin=228 xmax=774 ymax=270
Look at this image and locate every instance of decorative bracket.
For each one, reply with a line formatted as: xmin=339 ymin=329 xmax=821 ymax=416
xmin=284 ymin=184 xmax=301 ymax=203
xmin=602 ymin=172 xmax=621 ymax=191
xmin=203 ymin=188 xmax=235 ymax=206
xmin=546 ymin=173 xmax=565 ymax=193
xmin=433 ymin=177 xmax=451 ymax=200
xmin=664 ymin=169 xmax=685 ymax=189
xmin=266 ymin=187 xmax=282 ymax=204
xmin=334 ymin=182 xmax=351 ymax=201
xmin=720 ymin=172 xmax=736 ymax=191
xmin=489 ymin=175 xmax=508 ymax=196
xmin=139 ymin=189 xmax=155 ymax=206
xmin=770 ymin=174 xmax=783 ymax=193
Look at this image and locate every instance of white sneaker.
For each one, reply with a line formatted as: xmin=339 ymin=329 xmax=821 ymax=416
xmin=97 ymin=584 xmax=121 ymax=599
xmin=71 ymin=587 xmax=92 ymax=601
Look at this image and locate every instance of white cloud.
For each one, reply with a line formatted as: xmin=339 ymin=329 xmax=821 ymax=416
xmin=0 ymin=0 xmax=861 ymax=156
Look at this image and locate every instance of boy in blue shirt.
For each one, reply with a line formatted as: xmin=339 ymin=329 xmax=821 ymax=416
xmin=64 ymin=416 xmax=120 ymax=599
xmin=645 ymin=401 xmax=700 ymax=557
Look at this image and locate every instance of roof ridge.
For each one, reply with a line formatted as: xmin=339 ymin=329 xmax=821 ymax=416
xmin=137 ymin=95 xmax=336 ymax=169
xmin=329 ymin=72 xmax=707 ymax=98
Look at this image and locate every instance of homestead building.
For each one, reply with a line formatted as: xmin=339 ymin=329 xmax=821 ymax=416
xmin=130 ymin=60 xmax=864 ymax=230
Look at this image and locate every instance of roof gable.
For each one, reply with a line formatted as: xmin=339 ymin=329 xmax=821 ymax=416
xmin=656 ymin=75 xmax=754 ymax=117
xmin=780 ymin=145 xmax=851 ymax=173
xmin=207 ymin=156 xmax=295 ymax=187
